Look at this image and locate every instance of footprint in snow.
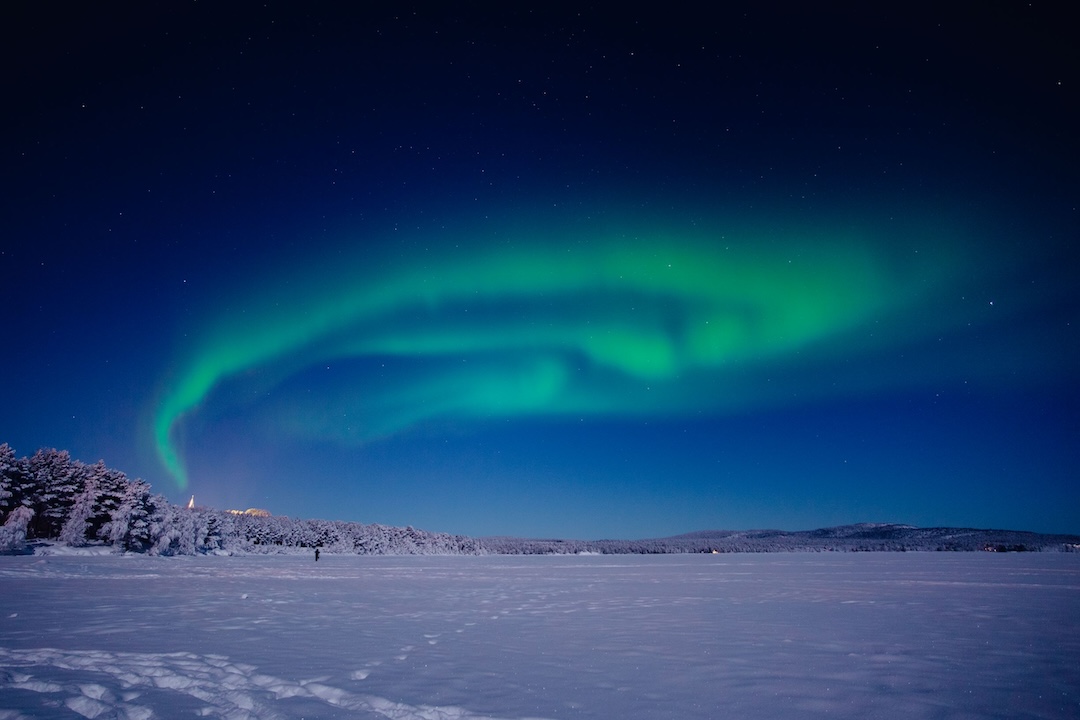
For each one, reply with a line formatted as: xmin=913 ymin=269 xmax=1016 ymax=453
xmin=0 ymin=646 xmax=553 ymax=720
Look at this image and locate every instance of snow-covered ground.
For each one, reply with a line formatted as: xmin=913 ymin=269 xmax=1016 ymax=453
xmin=1 ymin=553 xmax=1077 ymax=719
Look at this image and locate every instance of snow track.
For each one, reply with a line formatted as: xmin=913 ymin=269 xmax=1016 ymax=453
xmin=0 ymin=646 xmax=547 ymax=720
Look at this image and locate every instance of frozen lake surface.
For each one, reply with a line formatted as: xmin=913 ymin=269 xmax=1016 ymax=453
xmin=1 ymin=552 xmax=1077 ymax=719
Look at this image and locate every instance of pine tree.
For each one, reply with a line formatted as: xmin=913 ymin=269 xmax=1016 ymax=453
xmin=193 ymin=508 xmax=228 ymax=553
xmin=100 ymin=478 xmax=153 ymax=551
xmin=87 ymin=463 xmax=132 ymax=539
xmin=58 ymin=469 xmax=98 ymax=546
xmin=0 ymin=443 xmax=16 ymax=518
xmin=27 ymin=448 xmax=85 ymax=538
xmin=0 ymin=506 xmax=34 ymax=552
xmin=2 ymin=447 xmax=37 ymax=519
xmin=147 ymin=496 xmax=197 ymax=556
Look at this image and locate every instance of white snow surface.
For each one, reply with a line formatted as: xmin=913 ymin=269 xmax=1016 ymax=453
xmin=1 ymin=553 xmax=1077 ymax=719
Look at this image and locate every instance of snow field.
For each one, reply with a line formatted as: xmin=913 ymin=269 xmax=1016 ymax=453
xmin=1 ymin=553 xmax=1078 ymax=719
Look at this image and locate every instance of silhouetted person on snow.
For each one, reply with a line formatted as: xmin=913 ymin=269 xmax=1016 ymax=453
xmin=315 ymin=548 xmax=320 ymax=562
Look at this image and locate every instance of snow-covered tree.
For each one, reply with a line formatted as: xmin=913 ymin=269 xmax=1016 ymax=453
xmin=26 ymin=448 xmax=85 ymax=539
xmin=58 ymin=472 xmax=97 ymax=546
xmin=83 ymin=462 xmax=133 ymax=539
xmin=1 ymin=445 xmax=35 ymax=519
xmin=0 ymin=443 xmax=17 ymax=517
xmin=100 ymin=477 xmax=153 ymax=551
xmin=192 ymin=507 xmax=233 ymax=553
xmin=0 ymin=506 xmax=34 ymax=553
xmin=146 ymin=495 xmax=198 ymax=556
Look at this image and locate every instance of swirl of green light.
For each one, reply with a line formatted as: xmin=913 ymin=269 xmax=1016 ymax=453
xmin=154 ymin=222 xmax=948 ymax=489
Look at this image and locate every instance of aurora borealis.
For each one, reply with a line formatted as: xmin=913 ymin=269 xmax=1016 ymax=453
xmin=153 ymin=214 xmax=970 ymax=489
xmin=3 ymin=5 xmax=1077 ymax=537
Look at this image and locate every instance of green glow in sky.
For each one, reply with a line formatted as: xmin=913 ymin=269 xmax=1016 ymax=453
xmin=154 ymin=215 xmax=970 ymax=489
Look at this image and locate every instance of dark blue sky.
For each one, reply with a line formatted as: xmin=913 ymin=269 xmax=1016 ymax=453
xmin=2 ymin=3 xmax=1077 ymax=538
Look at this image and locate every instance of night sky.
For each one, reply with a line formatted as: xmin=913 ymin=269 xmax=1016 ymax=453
xmin=3 ymin=3 xmax=1077 ymax=539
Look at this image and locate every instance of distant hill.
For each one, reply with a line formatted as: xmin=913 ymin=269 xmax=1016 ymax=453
xmin=481 ymin=523 xmax=1080 ymax=554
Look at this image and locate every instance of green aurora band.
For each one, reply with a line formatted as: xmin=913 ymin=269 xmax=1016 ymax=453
xmin=154 ymin=216 xmax=982 ymax=489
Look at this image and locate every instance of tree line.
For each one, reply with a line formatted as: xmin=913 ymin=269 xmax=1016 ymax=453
xmin=0 ymin=444 xmax=481 ymax=555
xmin=4 ymin=443 xmax=1077 ymax=556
